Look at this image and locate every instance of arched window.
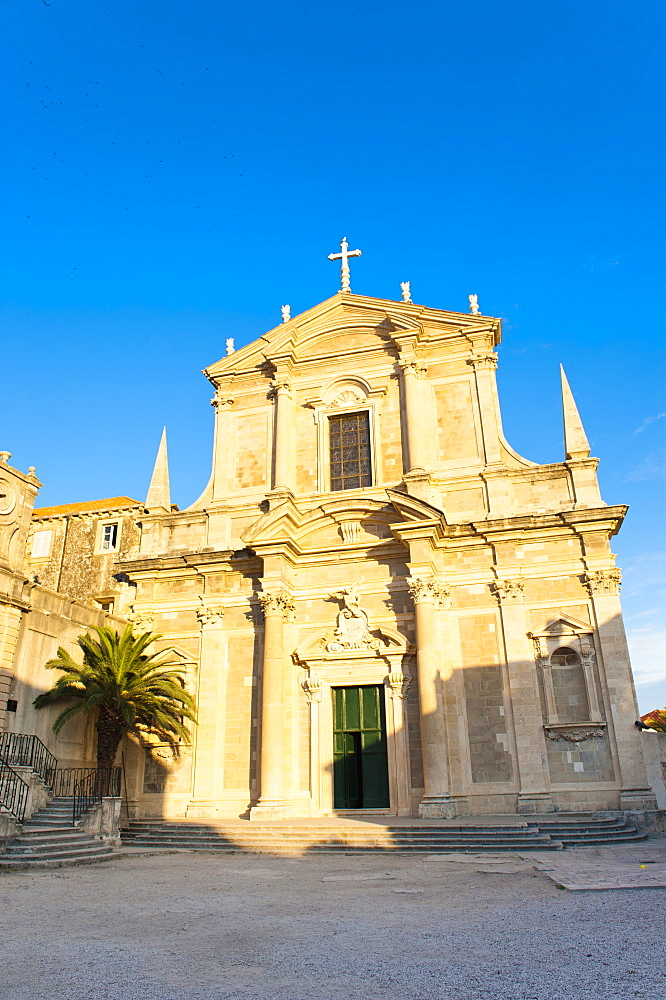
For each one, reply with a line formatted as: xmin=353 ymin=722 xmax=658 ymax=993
xmin=550 ymin=646 xmax=589 ymax=723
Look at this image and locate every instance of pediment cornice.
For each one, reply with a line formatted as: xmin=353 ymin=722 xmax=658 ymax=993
xmin=203 ymin=292 xmax=501 ymax=383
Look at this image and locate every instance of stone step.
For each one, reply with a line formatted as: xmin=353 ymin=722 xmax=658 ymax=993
xmin=8 ymin=833 xmax=102 ymax=849
xmin=0 ymin=843 xmax=112 ymax=863
xmin=119 ymin=838 xmax=563 ymax=854
xmin=556 ymin=832 xmax=647 ymax=845
xmin=121 ymin=830 xmax=553 ymax=842
xmin=0 ymin=851 xmax=115 ymax=870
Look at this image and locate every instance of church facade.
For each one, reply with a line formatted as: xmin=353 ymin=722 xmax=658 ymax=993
xmin=1 ymin=286 xmax=657 ymax=821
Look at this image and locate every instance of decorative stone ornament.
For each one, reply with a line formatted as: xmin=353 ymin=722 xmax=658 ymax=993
xmin=491 ymin=579 xmax=525 ymax=603
xmin=545 ymin=727 xmax=606 ymax=742
xmin=387 ymin=669 xmax=411 ymax=700
xmin=281 ymin=304 xmax=291 ymax=323
xmin=210 ymin=392 xmax=234 ymax=411
xmin=584 ymin=569 xmax=622 ymax=596
xmin=327 ymin=583 xmax=381 ymax=651
xmin=400 ymin=281 xmax=412 ymax=303
xmin=129 ymin=610 xmax=154 ymax=630
xmin=225 ymin=338 xmax=235 ymax=356
xmin=467 ymin=353 xmax=498 ymax=371
xmin=407 ymin=578 xmax=451 ymax=608
xmin=302 ymin=675 xmax=323 ymax=703
xmin=258 ymin=591 xmax=295 ymax=618
xmin=468 ymin=293 xmax=480 ymax=315
xmin=196 ymin=606 xmax=225 ymax=627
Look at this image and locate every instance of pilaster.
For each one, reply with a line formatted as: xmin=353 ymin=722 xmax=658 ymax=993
xmin=583 ymin=569 xmax=657 ymax=810
xmin=250 ymin=589 xmax=298 ymax=819
xmin=398 ymin=360 xmax=429 ymax=474
xmin=190 ymin=605 xmax=228 ymax=814
xmin=267 ymin=376 xmax=295 ymax=503
xmin=408 ymin=577 xmax=459 ymax=818
xmin=210 ymin=392 xmax=235 ymax=501
xmin=492 ymin=578 xmax=553 ymax=814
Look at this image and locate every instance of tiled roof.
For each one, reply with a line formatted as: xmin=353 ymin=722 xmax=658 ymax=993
xmin=32 ymin=496 xmax=142 ymax=517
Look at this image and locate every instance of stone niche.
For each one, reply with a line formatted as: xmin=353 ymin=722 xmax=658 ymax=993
xmin=529 ymin=616 xmax=614 ymax=785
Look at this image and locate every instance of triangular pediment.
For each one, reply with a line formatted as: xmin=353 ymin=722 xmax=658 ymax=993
xmin=529 ymin=615 xmax=593 ymax=640
xmin=203 ymin=292 xmax=500 ymax=381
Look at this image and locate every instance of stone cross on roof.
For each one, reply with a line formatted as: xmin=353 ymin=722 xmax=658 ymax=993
xmin=328 ymin=237 xmax=362 ymax=293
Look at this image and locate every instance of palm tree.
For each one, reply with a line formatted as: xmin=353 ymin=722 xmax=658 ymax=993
xmin=34 ymin=625 xmax=197 ymax=767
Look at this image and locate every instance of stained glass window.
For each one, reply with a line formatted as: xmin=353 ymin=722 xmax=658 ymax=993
xmin=329 ymin=412 xmax=372 ymax=491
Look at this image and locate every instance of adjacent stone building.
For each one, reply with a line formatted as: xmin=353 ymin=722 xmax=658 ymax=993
xmin=1 ymin=286 xmax=658 ymax=821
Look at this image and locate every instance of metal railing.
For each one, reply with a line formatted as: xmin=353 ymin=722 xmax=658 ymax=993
xmin=0 ymin=754 xmax=30 ymax=823
xmin=72 ymin=768 xmax=122 ymax=825
xmin=0 ymin=733 xmax=58 ymax=789
xmin=52 ymin=768 xmax=102 ymax=798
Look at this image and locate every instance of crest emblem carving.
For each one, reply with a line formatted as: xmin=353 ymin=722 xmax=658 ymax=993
xmin=326 ymin=582 xmax=382 ymax=652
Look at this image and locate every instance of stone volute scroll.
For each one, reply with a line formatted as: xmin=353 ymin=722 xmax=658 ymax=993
xmin=327 ymin=582 xmax=382 ymax=652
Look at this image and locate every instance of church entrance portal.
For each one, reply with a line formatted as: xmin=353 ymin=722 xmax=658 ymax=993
xmin=332 ymin=685 xmax=390 ymax=809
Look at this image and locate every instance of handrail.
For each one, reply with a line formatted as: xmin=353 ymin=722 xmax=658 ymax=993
xmin=0 ymin=733 xmax=58 ymax=789
xmin=72 ymin=768 xmax=122 ymax=825
xmin=0 ymin=753 xmax=30 ymax=824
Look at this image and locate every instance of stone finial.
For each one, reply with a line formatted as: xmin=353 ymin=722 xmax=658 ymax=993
xmin=0 ymin=451 xmax=11 ymax=464
xmin=468 ymin=293 xmax=480 ymax=315
xmin=400 ymin=281 xmax=412 ymax=303
xmin=225 ymin=338 xmax=235 ymax=356
xmin=281 ymin=304 xmax=291 ymax=323
xmin=560 ymin=365 xmax=591 ymax=460
xmin=145 ymin=428 xmax=171 ymax=512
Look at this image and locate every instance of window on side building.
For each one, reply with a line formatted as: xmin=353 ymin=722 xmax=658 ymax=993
xmin=100 ymin=522 xmax=119 ymax=552
xmin=329 ymin=412 xmax=372 ymax=491
xmin=31 ymin=529 xmax=53 ymax=558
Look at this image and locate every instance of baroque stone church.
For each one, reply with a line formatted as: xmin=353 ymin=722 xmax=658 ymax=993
xmin=0 ymin=253 xmax=658 ymax=822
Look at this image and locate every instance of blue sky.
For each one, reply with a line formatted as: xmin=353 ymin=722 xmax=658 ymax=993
xmin=3 ymin=1 xmax=665 ymax=710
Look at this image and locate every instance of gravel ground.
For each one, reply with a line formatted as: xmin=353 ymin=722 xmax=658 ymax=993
xmin=1 ymin=850 xmax=665 ymax=1000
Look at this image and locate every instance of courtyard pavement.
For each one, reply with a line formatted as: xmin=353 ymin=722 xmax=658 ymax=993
xmin=1 ymin=843 xmax=665 ymax=1000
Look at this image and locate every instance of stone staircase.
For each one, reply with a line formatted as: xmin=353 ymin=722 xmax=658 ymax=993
xmin=120 ymin=813 xmax=647 ymax=855
xmin=0 ymin=797 xmax=115 ymax=869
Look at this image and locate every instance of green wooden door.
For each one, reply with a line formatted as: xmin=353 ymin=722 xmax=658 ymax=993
xmin=332 ymin=685 xmax=390 ymax=809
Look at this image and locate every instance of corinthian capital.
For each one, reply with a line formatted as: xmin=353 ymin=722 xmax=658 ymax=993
xmin=491 ymin=578 xmax=524 ymax=603
xmin=398 ymin=359 xmax=427 ymax=379
xmin=467 ymin=353 xmax=498 ymax=371
xmin=268 ymin=378 xmax=292 ymax=399
xmin=129 ymin=610 xmax=154 ymax=631
xmin=197 ymin=605 xmax=225 ymax=627
xmin=584 ymin=569 xmax=621 ymax=596
xmin=258 ymin=591 xmax=296 ymax=618
xmin=211 ymin=392 xmax=234 ymax=411
xmin=407 ymin=578 xmax=451 ymax=608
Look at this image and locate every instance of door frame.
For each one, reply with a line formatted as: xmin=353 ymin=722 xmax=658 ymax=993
xmin=297 ymin=635 xmax=413 ymax=816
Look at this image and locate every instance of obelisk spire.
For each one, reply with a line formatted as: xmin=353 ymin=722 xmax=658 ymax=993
xmin=145 ymin=427 xmax=171 ymax=511
xmin=560 ymin=365 xmax=590 ymax=460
